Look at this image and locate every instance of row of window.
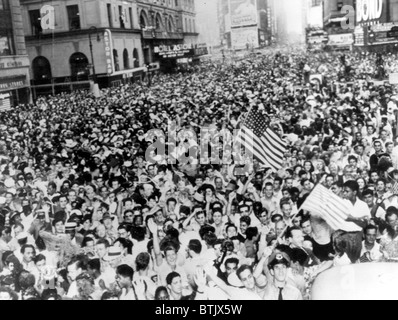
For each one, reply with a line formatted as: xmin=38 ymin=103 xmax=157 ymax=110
xmin=32 ymin=49 xmax=140 ymax=81
xmin=139 ymin=10 xmax=195 ymax=33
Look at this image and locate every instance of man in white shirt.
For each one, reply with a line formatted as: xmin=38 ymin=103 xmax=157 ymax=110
xmin=359 ymin=225 xmax=383 ymax=263
xmin=343 ymin=180 xmax=371 ymax=229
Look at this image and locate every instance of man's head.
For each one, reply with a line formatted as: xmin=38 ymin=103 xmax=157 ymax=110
xmin=268 ymin=252 xmax=290 ymax=283
xmin=239 ymin=216 xmax=251 ymax=235
xmin=386 ymin=207 xmax=398 ymax=229
xmin=224 ymin=257 xmax=239 ymax=276
xmin=236 ymin=265 xmax=255 ymax=290
xmin=166 ymin=272 xmax=182 ymax=296
xmin=300 ymin=217 xmax=312 ymax=236
xmin=21 ymin=244 xmax=36 ymax=263
xmin=362 ymin=189 xmax=374 ymax=207
xmin=280 ymin=202 xmax=292 ymax=219
xmin=187 ymin=239 xmax=202 ymax=258
xmin=286 ymin=227 xmax=304 ymax=248
xmin=116 ymin=264 xmax=134 ymax=289
xmin=343 ymin=180 xmax=359 ymax=202
xmin=226 ymin=224 xmax=238 ymax=239
xmin=364 ymin=225 xmax=377 ymax=246
xmin=96 ymin=239 xmax=110 ymax=259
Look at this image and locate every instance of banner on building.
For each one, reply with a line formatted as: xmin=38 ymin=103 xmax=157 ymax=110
xmin=104 ymin=29 xmax=114 ymax=75
xmin=231 ymin=26 xmax=259 ymax=50
xmin=229 ymin=0 xmax=258 ymax=28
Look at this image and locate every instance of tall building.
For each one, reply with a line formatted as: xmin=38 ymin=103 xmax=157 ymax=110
xmin=137 ymin=0 xmax=201 ymax=71
xmin=0 ymin=0 xmax=31 ymax=107
xmin=20 ymin=0 xmax=145 ymax=97
xmin=218 ymin=0 xmax=275 ymax=50
xmin=195 ymin=0 xmax=222 ymax=53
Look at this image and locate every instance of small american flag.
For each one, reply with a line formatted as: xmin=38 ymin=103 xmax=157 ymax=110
xmin=236 ymin=108 xmax=286 ymax=172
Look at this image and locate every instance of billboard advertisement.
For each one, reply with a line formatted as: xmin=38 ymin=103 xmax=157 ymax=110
xmin=231 ymin=26 xmax=259 ymax=50
xmin=356 ymin=0 xmax=387 ymax=26
xmin=230 ymin=0 xmax=258 ymax=28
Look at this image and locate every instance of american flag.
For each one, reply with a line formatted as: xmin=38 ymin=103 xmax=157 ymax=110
xmin=236 ymin=108 xmax=286 ymax=172
xmin=301 ymin=184 xmax=362 ymax=232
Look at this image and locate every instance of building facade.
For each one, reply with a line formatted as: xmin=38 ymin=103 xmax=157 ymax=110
xmin=0 ymin=0 xmax=31 ymax=107
xmin=137 ymin=0 xmax=200 ymax=71
xmin=20 ymin=0 xmax=145 ymax=96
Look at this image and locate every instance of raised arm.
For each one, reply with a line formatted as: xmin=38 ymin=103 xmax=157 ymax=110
xmin=147 ymin=218 xmax=163 ymax=267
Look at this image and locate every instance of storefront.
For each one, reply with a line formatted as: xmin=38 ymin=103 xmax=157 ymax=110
xmin=0 ymin=56 xmax=31 ymax=108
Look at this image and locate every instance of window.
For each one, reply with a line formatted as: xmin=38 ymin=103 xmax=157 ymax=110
xmin=129 ymin=8 xmax=133 ymax=28
xmin=113 ymin=49 xmax=119 ymax=71
xmin=32 ymin=56 xmax=52 ymax=81
xmin=140 ymin=11 xmax=148 ymax=29
xmin=119 ymin=5 xmax=125 ymax=28
xmin=155 ymin=14 xmax=162 ymax=31
xmin=70 ymin=52 xmax=89 ymax=78
xmin=133 ymin=49 xmax=139 ymax=68
xmin=0 ymin=2 xmax=14 ymax=56
xmin=123 ymin=49 xmax=129 ymax=69
xmin=0 ymin=30 xmax=14 ymax=56
xmin=67 ymin=5 xmax=80 ymax=30
xmin=0 ymin=0 xmax=10 ymax=10
xmin=107 ymin=4 xmax=113 ymax=28
xmin=29 ymin=10 xmax=43 ymax=36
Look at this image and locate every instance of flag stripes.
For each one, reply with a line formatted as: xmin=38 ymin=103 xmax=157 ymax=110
xmin=301 ymin=184 xmax=362 ymax=232
xmin=236 ymin=108 xmax=286 ymax=172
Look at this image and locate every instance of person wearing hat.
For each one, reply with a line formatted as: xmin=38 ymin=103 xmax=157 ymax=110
xmin=100 ymin=213 xmax=118 ymax=243
xmin=104 ymin=246 xmax=124 ymax=270
xmin=263 ymin=252 xmax=302 ymax=300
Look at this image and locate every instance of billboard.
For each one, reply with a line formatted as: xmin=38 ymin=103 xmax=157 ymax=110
xmin=356 ymin=0 xmax=387 ymax=26
xmin=327 ymin=34 xmax=354 ymax=46
xmin=230 ymin=0 xmax=258 ymax=28
xmin=231 ymin=26 xmax=259 ymax=50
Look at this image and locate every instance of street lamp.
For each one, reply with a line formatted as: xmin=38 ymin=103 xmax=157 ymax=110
xmin=88 ymin=26 xmax=101 ymax=83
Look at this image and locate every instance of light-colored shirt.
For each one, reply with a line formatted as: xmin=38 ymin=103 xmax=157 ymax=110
xmin=360 ymin=241 xmax=383 ymax=262
xmin=263 ymin=282 xmax=303 ymax=301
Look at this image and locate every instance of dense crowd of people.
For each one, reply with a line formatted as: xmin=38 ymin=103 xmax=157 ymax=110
xmin=0 ymin=46 xmax=398 ymax=300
